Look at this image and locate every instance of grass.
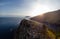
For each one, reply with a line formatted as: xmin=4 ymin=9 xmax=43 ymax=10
xmin=47 ymin=29 xmax=56 ymax=39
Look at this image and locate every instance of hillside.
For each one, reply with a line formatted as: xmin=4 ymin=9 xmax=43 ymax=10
xmin=31 ymin=10 xmax=60 ymax=24
xmin=14 ymin=10 xmax=60 ymax=39
xmin=31 ymin=9 xmax=60 ymax=39
xmin=14 ymin=19 xmax=56 ymax=39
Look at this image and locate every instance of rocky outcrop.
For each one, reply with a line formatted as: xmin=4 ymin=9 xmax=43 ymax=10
xmin=14 ymin=19 xmax=54 ymax=39
xmin=13 ymin=10 xmax=60 ymax=39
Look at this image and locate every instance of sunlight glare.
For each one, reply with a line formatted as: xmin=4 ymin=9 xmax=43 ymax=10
xmin=31 ymin=3 xmax=51 ymax=16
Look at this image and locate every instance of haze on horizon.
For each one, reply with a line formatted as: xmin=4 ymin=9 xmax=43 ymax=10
xmin=0 ymin=0 xmax=60 ymax=17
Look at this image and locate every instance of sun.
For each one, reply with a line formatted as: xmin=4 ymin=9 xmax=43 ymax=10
xmin=31 ymin=3 xmax=51 ymax=17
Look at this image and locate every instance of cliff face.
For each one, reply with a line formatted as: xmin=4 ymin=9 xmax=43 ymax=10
xmin=14 ymin=19 xmax=55 ymax=39
xmin=14 ymin=10 xmax=60 ymax=39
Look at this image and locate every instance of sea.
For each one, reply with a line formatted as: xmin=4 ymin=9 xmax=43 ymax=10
xmin=0 ymin=17 xmax=23 ymax=39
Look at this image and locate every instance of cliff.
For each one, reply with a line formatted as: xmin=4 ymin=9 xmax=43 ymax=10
xmin=14 ymin=10 xmax=60 ymax=39
xmin=14 ymin=19 xmax=56 ymax=39
xmin=31 ymin=10 xmax=60 ymax=38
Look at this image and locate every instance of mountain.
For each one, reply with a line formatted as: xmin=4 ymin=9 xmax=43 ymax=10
xmin=14 ymin=10 xmax=60 ymax=39
xmin=31 ymin=10 xmax=60 ymax=24
xmin=31 ymin=10 xmax=60 ymax=38
xmin=14 ymin=19 xmax=55 ymax=39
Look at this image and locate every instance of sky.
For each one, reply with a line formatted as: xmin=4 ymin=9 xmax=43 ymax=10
xmin=0 ymin=0 xmax=60 ymax=17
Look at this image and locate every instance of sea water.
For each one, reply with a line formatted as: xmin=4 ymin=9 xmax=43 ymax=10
xmin=0 ymin=17 xmax=22 ymax=39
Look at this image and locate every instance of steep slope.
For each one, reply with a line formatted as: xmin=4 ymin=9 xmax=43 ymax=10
xmin=14 ymin=19 xmax=55 ymax=39
xmin=14 ymin=10 xmax=60 ymax=39
xmin=31 ymin=10 xmax=60 ymax=24
xmin=31 ymin=9 xmax=60 ymax=38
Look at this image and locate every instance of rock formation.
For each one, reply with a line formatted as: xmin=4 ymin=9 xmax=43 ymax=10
xmin=31 ymin=9 xmax=60 ymax=39
xmin=14 ymin=19 xmax=54 ymax=39
xmin=14 ymin=10 xmax=60 ymax=39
